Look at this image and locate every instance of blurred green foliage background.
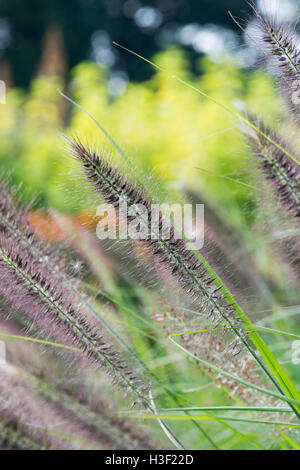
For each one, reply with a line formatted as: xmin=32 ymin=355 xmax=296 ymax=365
xmin=0 ymin=48 xmax=279 ymax=216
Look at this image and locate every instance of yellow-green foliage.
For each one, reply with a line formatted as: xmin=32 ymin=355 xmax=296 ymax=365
xmin=0 ymin=48 xmax=279 ymax=214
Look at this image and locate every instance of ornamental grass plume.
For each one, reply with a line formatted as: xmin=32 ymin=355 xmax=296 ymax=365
xmin=184 ymin=188 xmax=274 ymax=306
xmin=0 ymin=320 xmax=162 ymax=449
xmin=0 ymin=362 xmax=108 ymax=450
xmin=0 ymin=237 xmax=148 ymax=402
xmin=243 ymin=121 xmax=300 ymax=221
xmin=1 ymin=3 xmax=300 ymax=451
xmin=0 ymin=182 xmax=150 ymax=405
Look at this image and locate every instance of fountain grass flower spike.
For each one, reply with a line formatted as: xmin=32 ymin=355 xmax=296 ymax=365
xmin=66 ymin=133 xmax=300 ymax=419
xmin=0 ymin=235 xmax=149 ymax=405
xmin=244 ymin=120 xmax=300 ymax=221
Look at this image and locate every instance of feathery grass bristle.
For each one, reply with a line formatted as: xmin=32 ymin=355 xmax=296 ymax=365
xmin=245 ymin=121 xmax=300 ymax=220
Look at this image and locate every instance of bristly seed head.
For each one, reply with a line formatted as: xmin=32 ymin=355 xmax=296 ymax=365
xmin=0 ymin=236 xmax=149 ymax=404
xmin=69 ymin=137 xmax=247 ymax=353
xmin=245 ymin=121 xmax=300 ymax=220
